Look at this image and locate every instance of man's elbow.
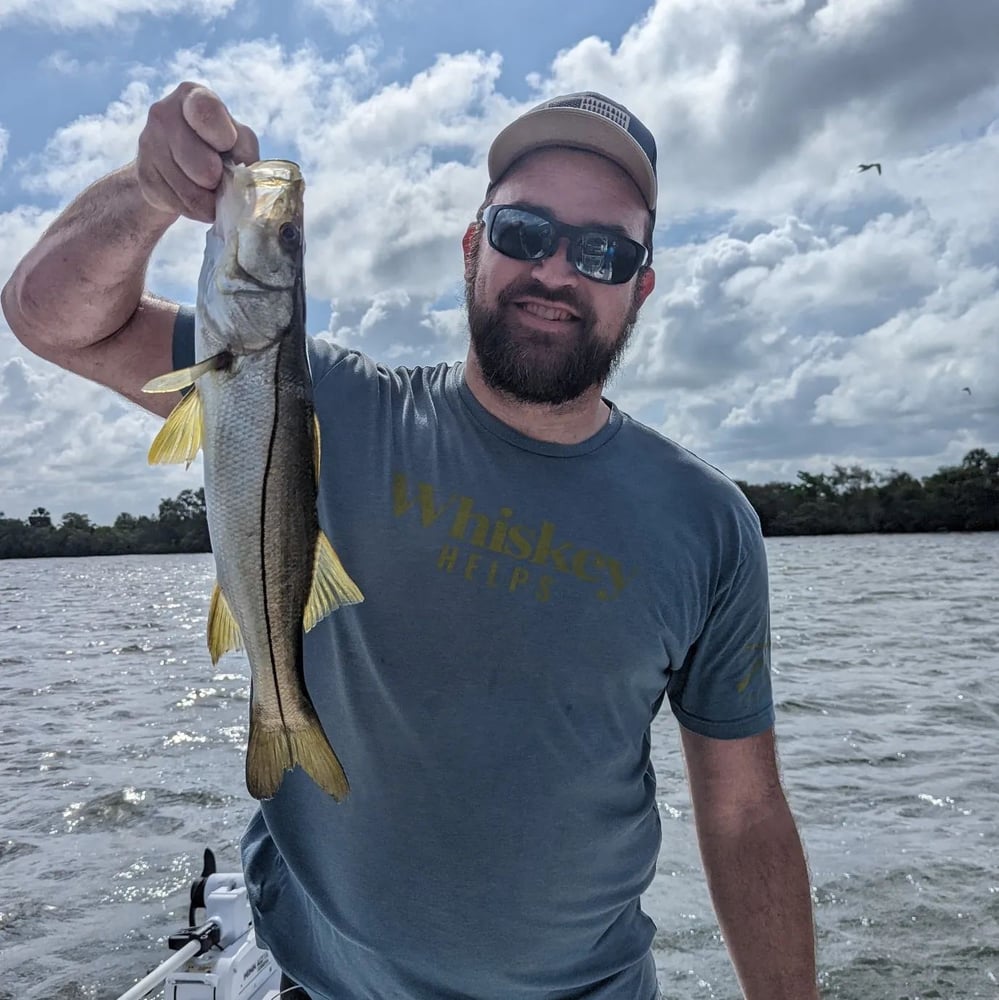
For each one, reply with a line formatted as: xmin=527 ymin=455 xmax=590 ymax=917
xmin=2 ymin=266 xmax=48 ymax=355
xmin=2 ymin=265 xmax=90 ymax=372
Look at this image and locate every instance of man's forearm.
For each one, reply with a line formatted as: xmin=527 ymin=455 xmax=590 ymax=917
xmin=697 ymin=796 xmax=820 ymax=999
xmin=2 ymin=161 xmax=177 ymax=353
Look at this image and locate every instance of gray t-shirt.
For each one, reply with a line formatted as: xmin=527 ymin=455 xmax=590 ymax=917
xmin=173 ymin=307 xmax=774 ymax=1000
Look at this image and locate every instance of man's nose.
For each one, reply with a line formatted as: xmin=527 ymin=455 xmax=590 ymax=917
xmin=529 ymin=237 xmax=579 ymax=286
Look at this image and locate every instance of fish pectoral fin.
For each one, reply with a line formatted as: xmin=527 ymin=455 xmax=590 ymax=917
xmin=141 ymin=353 xmax=229 ymax=393
xmin=207 ymin=583 xmax=243 ymax=664
xmin=245 ymin=709 xmax=350 ymax=802
xmin=147 ymin=386 xmax=204 ymax=466
xmin=303 ymin=531 xmax=364 ymax=631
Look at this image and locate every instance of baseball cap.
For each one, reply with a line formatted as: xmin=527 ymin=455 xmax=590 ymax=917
xmin=487 ymin=92 xmax=658 ymax=211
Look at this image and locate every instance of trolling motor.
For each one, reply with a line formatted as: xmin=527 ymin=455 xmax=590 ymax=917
xmin=114 ymin=848 xmax=281 ymax=1000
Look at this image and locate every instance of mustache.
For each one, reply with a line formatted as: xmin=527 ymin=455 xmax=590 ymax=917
xmin=496 ymin=279 xmax=590 ymax=318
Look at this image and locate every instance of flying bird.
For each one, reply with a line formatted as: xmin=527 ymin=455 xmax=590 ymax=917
xmin=858 ymin=163 xmax=882 ymax=175
xmin=962 ymin=387 xmax=972 ymax=395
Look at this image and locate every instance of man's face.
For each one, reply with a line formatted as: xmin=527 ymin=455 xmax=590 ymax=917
xmin=464 ymin=147 xmax=655 ymax=406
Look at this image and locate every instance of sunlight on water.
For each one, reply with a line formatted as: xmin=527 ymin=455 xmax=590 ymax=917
xmin=0 ymin=541 xmax=997 ymax=999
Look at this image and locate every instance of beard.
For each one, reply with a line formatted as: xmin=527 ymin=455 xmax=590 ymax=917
xmin=464 ymin=268 xmax=641 ymax=406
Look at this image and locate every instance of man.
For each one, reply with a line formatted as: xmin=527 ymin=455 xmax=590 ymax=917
xmin=2 ymin=84 xmax=820 ymax=1000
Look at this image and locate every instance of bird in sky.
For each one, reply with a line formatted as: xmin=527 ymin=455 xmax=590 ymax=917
xmin=858 ymin=163 xmax=882 ymax=175
xmin=962 ymin=386 xmax=972 ymax=395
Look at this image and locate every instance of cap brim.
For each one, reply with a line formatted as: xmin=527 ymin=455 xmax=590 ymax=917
xmin=488 ymin=106 xmax=657 ymax=211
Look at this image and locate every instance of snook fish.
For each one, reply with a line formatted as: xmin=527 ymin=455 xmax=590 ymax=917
xmin=142 ymin=159 xmax=362 ymax=801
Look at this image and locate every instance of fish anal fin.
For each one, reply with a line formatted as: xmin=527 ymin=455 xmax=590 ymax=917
xmin=303 ymin=532 xmax=364 ymax=632
xmin=207 ymin=583 xmax=242 ymax=664
xmin=147 ymin=387 xmax=203 ymax=466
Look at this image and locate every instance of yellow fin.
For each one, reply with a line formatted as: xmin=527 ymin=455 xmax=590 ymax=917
xmin=147 ymin=387 xmax=203 ymax=466
xmin=141 ymin=353 xmax=227 ymax=393
xmin=245 ymin=710 xmax=350 ymax=801
xmin=303 ymin=532 xmax=364 ymax=631
xmin=207 ymin=582 xmax=242 ymax=664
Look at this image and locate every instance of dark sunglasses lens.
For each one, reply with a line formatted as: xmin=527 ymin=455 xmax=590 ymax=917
xmin=491 ymin=209 xmax=554 ymax=260
xmin=574 ymin=232 xmax=642 ymax=284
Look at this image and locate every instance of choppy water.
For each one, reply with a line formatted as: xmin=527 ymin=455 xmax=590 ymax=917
xmin=0 ymin=535 xmax=996 ymax=1000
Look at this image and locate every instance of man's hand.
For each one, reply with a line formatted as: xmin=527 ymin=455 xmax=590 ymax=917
xmin=135 ymin=81 xmax=260 ymax=224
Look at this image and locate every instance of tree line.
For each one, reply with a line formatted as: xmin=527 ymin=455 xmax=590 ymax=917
xmin=740 ymin=447 xmax=998 ymax=535
xmin=0 ymin=489 xmax=210 ymax=559
xmin=1 ymin=449 xmax=996 ymax=559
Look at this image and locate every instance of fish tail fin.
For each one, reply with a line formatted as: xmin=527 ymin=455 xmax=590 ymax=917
xmin=303 ymin=531 xmax=364 ymax=632
xmin=245 ymin=722 xmax=291 ymax=801
xmin=245 ymin=710 xmax=349 ymax=802
xmin=289 ymin=718 xmax=350 ymax=801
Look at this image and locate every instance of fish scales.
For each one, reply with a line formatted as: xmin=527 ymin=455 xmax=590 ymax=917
xmin=142 ymin=159 xmax=363 ymax=801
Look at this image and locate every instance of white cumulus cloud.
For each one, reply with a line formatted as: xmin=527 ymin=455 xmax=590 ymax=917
xmin=0 ymin=0 xmax=237 ymax=30
xmin=2 ymin=0 xmax=999 ymax=521
xmin=305 ymin=0 xmax=377 ymax=34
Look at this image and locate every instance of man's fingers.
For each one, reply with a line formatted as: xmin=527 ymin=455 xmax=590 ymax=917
xmin=181 ymin=86 xmax=239 ymax=153
xmin=229 ymin=122 xmax=260 ymax=166
xmin=135 ymin=82 xmax=261 ymax=221
xmin=135 ymin=136 xmax=216 ymax=223
xmin=157 ymin=158 xmax=216 ymax=223
xmin=170 ymin=123 xmax=227 ymax=192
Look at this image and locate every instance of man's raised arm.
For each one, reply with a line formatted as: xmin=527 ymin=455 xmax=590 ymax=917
xmin=1 ymin=82 xmax=259 ymax=417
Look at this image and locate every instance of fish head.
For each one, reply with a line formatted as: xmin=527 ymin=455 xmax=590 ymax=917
xmin=198 ymin=159 xmax=306 ymax=354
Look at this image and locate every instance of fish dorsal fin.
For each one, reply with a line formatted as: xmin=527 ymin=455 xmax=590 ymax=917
xmin=208 ymin=583 xmax=243 ymax=664
xmin=303 ymin=532 xmax=364 ymax=632
xmin=313 ymin=414 xmax=321 ymax=486
xmin=141 ymin=353 xmax=228 ymax=394
xmin=147 ymin=387 xmax=204 ymax=466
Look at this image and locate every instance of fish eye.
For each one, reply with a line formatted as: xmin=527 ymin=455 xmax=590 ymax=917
xmin=279 ymin=222 xmax=301 ymax=248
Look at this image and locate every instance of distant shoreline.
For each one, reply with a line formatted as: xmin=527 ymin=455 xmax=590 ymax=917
xmin=3 ymin=449 xmax=996 ymax=559
xmin=3 ymin=526 xmax=998 ymax=562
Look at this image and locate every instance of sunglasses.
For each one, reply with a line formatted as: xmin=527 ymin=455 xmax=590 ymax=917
xmin=482 ymin=205 xmax=649 ymax=285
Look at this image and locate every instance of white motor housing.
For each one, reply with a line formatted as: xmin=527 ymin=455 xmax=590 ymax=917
xmin=163 ymin=872 xmax=280 ymax=1000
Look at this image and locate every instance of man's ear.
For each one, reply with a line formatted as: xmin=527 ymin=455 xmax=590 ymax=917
xmin=635 ymin=266 xmax=656 ymax=308
xmin=462 ymin=223 xmax=480 ymax=281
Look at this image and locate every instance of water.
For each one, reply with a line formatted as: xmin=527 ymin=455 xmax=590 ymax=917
xmin=0 ymin=535 xmax=996 ymax=1000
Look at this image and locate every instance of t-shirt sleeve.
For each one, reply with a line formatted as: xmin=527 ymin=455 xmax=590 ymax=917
xmin=666 ymin=505 xmax=775 ymax=740
xmin=173 ymin=304 xmax=196 ymax=370
xmin=171 ymin=304 xmax=353 ymax=383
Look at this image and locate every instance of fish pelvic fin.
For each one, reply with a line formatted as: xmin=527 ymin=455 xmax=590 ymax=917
xmin=207 ymin=583 xmax=243 ymax=664
xmin=303 ymin=531 xmax=364 ymax=632
xmin=147 ymin=386 xmax=203 ymax=466
xmin=141 ymin=353 xmax=229 ymax=393
xmin=246 ymin=711 xmax=350 ymax=802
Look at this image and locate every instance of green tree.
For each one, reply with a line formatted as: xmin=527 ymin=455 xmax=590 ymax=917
xmin=61 ymin=512 xmax=92 ymax=531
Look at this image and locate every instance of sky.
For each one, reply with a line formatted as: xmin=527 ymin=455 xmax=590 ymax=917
xmin=1 ymin=0 xmax=997 ymax=526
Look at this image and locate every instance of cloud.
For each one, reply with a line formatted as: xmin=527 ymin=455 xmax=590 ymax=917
xmin=46 ymin=40 xmax=504 ymax=307
xmin=0 ymin=349 xmax=195 ymax=524
xmin=17 ymin=81 xmax=154 ymax=198
xmin=305 ymin=0 xmax=377 ymax=34
xmin=0 ymin=0 xmax=237 ymax=30
xmin=536 ymin=0 xmax=999 ymax=215
xmin=2 ymin=0 xmax=999 ymax=523
xmin=40 ymin=50 xmax=110 ymax=75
